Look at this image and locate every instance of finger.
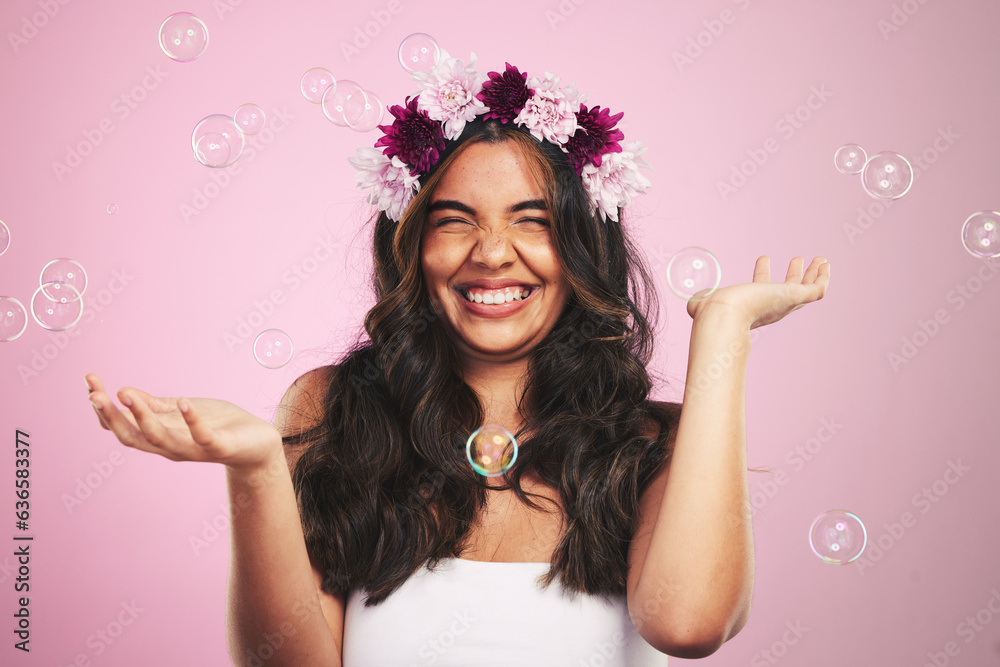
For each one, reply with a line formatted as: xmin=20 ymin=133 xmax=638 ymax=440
xmin=177 ymin=398 xmax=217 ymax=450
xmin=784 ymin=257 xmax=805 ymax=282
xmin=85 ymin=374 xmax=112 ymax=430
xmin=752 ymin=256 xmax=770 ymax=282
xmin=801 ymin=257 xmax=827 ymax=284
xmin=119 ymin=386 xmax=177 ymax=414
xmin=118 ymin=387 xmax=174 ymax=450
xmin=90 ymin=392 xmax=161 ymax=455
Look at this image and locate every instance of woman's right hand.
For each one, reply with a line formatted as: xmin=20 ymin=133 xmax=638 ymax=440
xmin=85 ymin=372 xmax=283 ymax=471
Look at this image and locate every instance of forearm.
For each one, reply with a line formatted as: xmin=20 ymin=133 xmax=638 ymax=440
xmin=226 ymin=450 xmax=340 ymax=667
xmin=637 ymin=308 xmax=754 ymax=650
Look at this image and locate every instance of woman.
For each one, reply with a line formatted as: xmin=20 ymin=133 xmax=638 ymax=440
xmin=86 ymin=54 xmax=830 ymax=665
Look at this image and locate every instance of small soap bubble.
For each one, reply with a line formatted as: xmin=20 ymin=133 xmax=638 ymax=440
xmin=0 ymin=297 xmax=28 ymax=342
xmin=466 ymin=424 xmax=518 ymax=477
xmin=666 ymin=247 xmax=721 ymax=301
xmin=301 ymin=68 xmax=336 ymax=104
xmin=0 ymin=219 xmax=9 ymax=257
xmin=158 ymin=12 xmax=209 ymax=63
xmin=31 ymin=282 xmax=83 ymax=331
xmin=253 ymin=329 xmax=294 ymax=369
xmin=834 ymin=144 xmax=867 ymax=175
xmin=861 ymin=152 xmax=913 ymax=199
xmin=234 ymin=104 xmax=266 ymax=135
xmin=961 ymin=211 xmax=1000 ymax=259
xmin=40 ymin=258 xmax=87 ymax=300
xmin=192 ymin=115 xmax=245 ymax=168
xmin=322 ymin=81 xmax=368 ymax=127
xmin=346 ymin=90 xmax=385 ymax=133
xmin=398 ymin=33 xmax=440 ymax=74
xmin=107 ymin=203 xmax=118 ymax=215
xmin=809 ymin=509 xmax=867 ymax=565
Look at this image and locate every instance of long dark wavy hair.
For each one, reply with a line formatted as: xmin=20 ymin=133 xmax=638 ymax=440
xmin=282 ymin=118 xmax=680 ymax=606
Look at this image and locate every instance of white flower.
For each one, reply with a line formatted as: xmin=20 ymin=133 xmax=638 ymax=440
xmin=580 ymin=141 xmax=652 ymax=222
xmin=513 ymin=71 xmax=579 ymax=146
xmin=413 ymin=51 xmax=487 ymax=140
xmin=348 ymin=147 xmax=421 ymax=221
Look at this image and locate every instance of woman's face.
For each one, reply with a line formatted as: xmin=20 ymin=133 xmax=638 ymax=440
xmin=420 ymin=140 xmax=570 ymax=365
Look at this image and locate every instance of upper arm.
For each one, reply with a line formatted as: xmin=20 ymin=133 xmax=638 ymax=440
xmin=627 ymin=401 xmax=680 ymax=633
xmin=276 ymin=366 xmax=348 ymax=659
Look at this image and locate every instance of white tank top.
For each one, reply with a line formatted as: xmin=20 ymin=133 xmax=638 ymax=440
xmin=342 ymin=557 xmax=668 ymax=666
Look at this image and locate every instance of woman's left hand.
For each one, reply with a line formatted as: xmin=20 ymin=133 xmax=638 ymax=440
xmin=686 ymin=256 xmax=830 ymax=330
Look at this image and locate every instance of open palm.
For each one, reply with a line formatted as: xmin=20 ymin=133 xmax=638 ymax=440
xmin=687 ymin=256 xmax=830 ymax=330
xmin=86 ymin=373 xmax=282 ymax=470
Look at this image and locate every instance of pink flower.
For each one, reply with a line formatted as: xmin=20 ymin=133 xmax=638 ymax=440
xmin=514 ymin=72 xmax=579 ymax=146
xmin=579 ymin=141 xmax=652 ymax=222
xmin=348 ymin=147 xmax=421 ymax=221
xmin=414 ymin=52 xmax=488 ymax=140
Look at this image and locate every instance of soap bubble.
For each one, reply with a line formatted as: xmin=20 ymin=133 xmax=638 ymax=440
xmin=40 ymin=258 xmax=87 ymax=300
xmin=192 ymin=114 xmax=245 ymax=168
xmin=300 ymin=68 xmax=335 ymax=104
xmin=809 ymin=509 xmax=867 ymax=565
xmin=158 ymin=12 xmax=209 ymax=63
xmin=861 ymin=152 xmax=913 ymax=199
xmin=322 ymin=80 xmax=368 ymax=127
xmin=961 ymin=211 xmax=1000 ymax=259
xmin=234 ymin=104 xmax=266 ymax=135
xmin=0 ymin=219 xmax=9 ymax=256
xmin=834 ymin=144 xmax=867 ymax=175
xmin=466 ymin=424 xmax=517 ymax=477
xmin=346 ymin=90 xmax=385 ymax=133
xmin=666 ymin=247 xmax=721 ymax=301
xmin=31 ymin=282 xmax=83 ymax=331
xmin=253 ymin=329 xmax=293 ymax=369
xmin=0 ymin=297 xmax=28 ymax=342
xmin=398 ymin=33 xmax=440 ymax=73
xmin=107 ymin=203 xmax=118 ymax=215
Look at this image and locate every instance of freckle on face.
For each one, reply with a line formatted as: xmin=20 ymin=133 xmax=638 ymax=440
xmin=420 ymin=140 xmax=569 ymax=362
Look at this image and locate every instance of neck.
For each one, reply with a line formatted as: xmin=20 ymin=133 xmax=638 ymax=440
xmin=460 ymin=353 xmax=532 ymax=431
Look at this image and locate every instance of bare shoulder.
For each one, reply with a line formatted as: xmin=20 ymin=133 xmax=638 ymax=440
xmin=275 ymin=365 xmax=335 ymax=470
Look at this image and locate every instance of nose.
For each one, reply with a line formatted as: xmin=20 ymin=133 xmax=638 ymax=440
xmin=470 ymin=228 xmax=516 ymax=269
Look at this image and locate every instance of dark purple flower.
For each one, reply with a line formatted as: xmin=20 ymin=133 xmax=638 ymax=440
xmin=476 ymin=63 xmax=533 ymax=124
xmin=565 ymin=104 xmax=625 ymax=175
xmin=374 ymin=95 xmax=446 ymax=175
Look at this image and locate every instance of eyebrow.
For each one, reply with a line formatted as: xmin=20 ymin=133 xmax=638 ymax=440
xmin=426 ymin=199 xmax=548 ymax=215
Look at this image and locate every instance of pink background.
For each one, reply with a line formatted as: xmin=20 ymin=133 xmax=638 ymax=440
xmin=2 ymin=0 xmax=999 ymax=665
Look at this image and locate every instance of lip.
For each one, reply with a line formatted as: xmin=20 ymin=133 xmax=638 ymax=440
xmin=455 ymin=278 xmax=538 ymax=290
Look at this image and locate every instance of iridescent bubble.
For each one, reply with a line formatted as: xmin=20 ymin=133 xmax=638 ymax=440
xmin=0 ymin=219 xmax=9 ymax=256
xmin=834 ymin=144 xmax=867 ymax=175
xmin=40 ymin=258 xmax=87 ymax=300
xmin=466 ymin=424 xmax=518 ymax=477
xmin=234 ymin=104 xmax=266 ymax=135
xmin=322 ymin=81 xmax=368 ymax=128
xmin=31 ymin=282 xmax=83 ymax=331
xmin=158 ymin=12 xmax=209 ymax=63
xmin=398 ymin=33 xmax=440 ymax=74
xmin=861 ymin=152 xmax=913 ymax=199
xmin=0 ymin=297 xmax=28 ymax=342
xmin=253 ymin=329 xmax=294 ymax=369
xmin=346 ymin=90 xmax=385 ymax=133
xmin=191 ymin=114 xmax=245 ymax=168
xmin=809 ymin=509 xmax=867 ymax=565
xmin=107 ymin=203 xmax=118 ymax=215
xmin=666 ymin=247 xmax=721 ymax=301
xmin=961 ymin=211 xmax=1000 ymax=259
xmin=300 ymin=67 xmax=336 ymax=104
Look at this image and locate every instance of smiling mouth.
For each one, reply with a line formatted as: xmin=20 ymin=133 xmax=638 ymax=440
xmin=458 ymin=286 xmax=535 ymax=304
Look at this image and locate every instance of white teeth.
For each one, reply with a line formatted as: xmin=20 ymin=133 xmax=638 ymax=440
xmin=462 ymin=286 xmax=533 ymax=304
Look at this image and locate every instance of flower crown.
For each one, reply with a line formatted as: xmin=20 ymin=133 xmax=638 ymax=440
xmin=348 ymin=51 xmax=651 ymax=223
